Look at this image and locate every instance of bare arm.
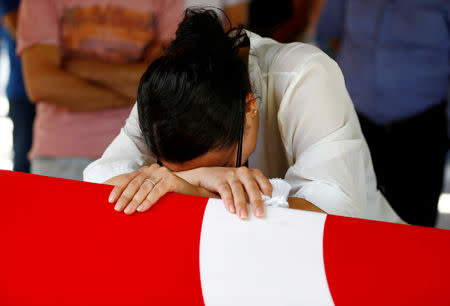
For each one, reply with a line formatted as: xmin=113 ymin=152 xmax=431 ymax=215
xmin=21 ymin=44 xmax=133 ymax=112
xmin=64 ymin=59 xmax=148 ymax=100
xmin=1 ymin=10 xmax=17 ymax=39
xmin=288 ymin=197 xmax=324 ymax=213
xmin=225 ymin=2 xmax=249 ymax=27
xmin=271 ymin=0 xmax=314 ymax=43
xmin=63 ymin=42 xmax=164 ymax=100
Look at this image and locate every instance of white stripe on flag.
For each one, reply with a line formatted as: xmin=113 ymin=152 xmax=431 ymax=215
xmin=199 ymin=199 xmax=334 ymax=306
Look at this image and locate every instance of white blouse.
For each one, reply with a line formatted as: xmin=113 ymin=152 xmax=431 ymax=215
xmin=84 ymin=31 xmax=403 ymax=223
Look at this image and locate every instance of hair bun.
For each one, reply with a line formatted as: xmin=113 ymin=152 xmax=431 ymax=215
xmin=167 ymin=8 xmax=246 ymax=59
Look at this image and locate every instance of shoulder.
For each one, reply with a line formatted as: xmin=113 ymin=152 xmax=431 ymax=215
xmin=272 ymin=43 xmax=340 ymax=82
xmin=248 ymin=31 xmax=337 ymax=76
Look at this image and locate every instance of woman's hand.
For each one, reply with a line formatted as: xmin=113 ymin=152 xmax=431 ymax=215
xmin=105 ymin=164 xmax=215 ymax=215
xmin=177 ymin=166 xmax=273 ymax=219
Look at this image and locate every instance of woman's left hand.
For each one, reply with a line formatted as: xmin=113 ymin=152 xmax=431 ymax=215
xmin=105 ymin=164 xmax=215 ymax=215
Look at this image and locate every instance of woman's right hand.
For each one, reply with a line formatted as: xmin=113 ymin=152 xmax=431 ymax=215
xmin=177 ymin=166 xmax=273 ymax=220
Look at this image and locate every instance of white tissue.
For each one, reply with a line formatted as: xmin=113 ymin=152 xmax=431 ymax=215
xmin=261 ymin=178 xmax=291 ymax=208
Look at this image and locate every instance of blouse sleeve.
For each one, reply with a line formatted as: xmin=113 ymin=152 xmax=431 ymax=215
xmin=274 ymin=44 xmax=374 ymax=218
xmin=83 ymin=103 xmax=155 ymax=183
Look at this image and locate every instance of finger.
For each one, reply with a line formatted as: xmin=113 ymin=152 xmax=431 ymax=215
xmin=136 ymin=167 xmax=172 ymax=212
xmin=217 ymin=183 xmax=235 ymax=214
xmin=229 ymin=180 xmax=248 ymax=220
xmin=108 ymin=164 xmax=159 ymax=205
xmin=107 ymin=172 xmax=139 ymax=204
xmin=241 ymin=176 xmax=264 ymax=218
xmin=138 ymin=178 xmax=169 ymax=212
xmin=252 ymin=169 xmax=273 ymax=196
xmin=114 ymin=174 xmax=149 ymax=212
xmin=136 ymin=198 xmax=154 ymax=213
xmin=109 ymin=185 xmax=122 ymax=204
xmin=123 ymin=180 xmax=155 ymax=215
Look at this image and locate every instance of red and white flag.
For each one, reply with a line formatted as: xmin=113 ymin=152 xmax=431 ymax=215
xmin=0 ymin=170 xmax=449 ymax=305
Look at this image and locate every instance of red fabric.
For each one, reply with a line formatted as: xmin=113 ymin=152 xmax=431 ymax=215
xmin=323 ymin=215 xmax=450 ymax=306
xmin=0 ymin=170 xmax=207 ymax=305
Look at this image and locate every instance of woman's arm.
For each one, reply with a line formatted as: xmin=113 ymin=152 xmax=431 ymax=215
xmin=288 ymin=197 xmax=324 ymax=213
xmin=83 ymin=104 xmax=153 ymax=183
xmin=105 ymin=164 xmax=323 ymax=216
xmin=274 ymin=44 xmax=372 ymax=218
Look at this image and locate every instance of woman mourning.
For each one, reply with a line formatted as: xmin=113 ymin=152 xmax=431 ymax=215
xmin=84 ymin=9 xmax=402 ymax=223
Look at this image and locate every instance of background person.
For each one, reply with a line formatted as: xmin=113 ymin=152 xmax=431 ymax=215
xmin=84 ymin=9 xmax=402 ymax=224
xmin=248 ymin=0 xmax=315 ymax=43
xmin=317 ymin=0 xmax=449 ymax=227
xmin=0 ymin=0 xmax=34 ymax=173
xmin=185 ymin=0 xmax=250 ymax=26
xmin=18 ymin=0 xmax=184 ymax=180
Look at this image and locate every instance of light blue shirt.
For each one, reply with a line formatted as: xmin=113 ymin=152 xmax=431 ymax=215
xmin=317 ymin=0 xmax=449 ymax=125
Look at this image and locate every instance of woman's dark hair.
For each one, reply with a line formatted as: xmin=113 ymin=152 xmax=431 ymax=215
xmin=137 ymin=8 xmax=251 ymax=163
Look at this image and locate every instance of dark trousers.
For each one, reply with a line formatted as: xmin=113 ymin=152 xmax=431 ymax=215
xmin=8 ymin=96 xmax=35 ymax=173
xmin=358 ymin=103 xmax=448 ymax=227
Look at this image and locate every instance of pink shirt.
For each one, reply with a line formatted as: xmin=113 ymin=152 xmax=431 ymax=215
xmin=17 ymin=0 xmax=183 ymax=158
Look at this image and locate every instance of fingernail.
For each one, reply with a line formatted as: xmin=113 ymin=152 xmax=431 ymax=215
xmin=114 ymin=202 xmax=123 ymax=211
xmin=108 ymin=192 xmax=116 ymax=203
xmin=124 ymin=206 xmax=132 ymax=214
xmin=256 ymin=207 xmax=264 ymax=217
xmin=229 ymin=205 xmax=235 ymax=213
xmin=239 ymin=210 xmax=247 ymax=219
xmin=136 ymin=205 xmax=144 ymax=212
